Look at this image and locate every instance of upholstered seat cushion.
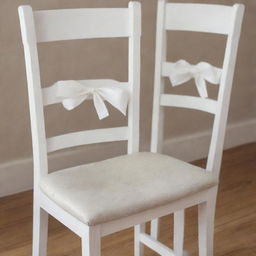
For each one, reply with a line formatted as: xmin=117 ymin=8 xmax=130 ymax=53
xmin=40 ymin=152 xmax=218 ymax=226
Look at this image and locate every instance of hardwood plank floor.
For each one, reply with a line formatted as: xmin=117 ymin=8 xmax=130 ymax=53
xmin=0 ymin=143 xmax=255 ymax=256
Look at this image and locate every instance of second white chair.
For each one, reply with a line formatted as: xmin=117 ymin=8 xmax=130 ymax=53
xmin=147 ymin=1 xmax=244 ymax=256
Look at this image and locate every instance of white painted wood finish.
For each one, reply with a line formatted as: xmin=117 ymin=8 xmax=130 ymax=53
xmin=206 ymin=4 xmax=245 ymax=179
xmin=47 ymin=127 xmax=129 ymax=153
xmin=150 ymin=218 xmax=160 ymax=239
xmin=160 ymin=94 xmax=218 ymax=114
xmin=34 ymin=9 xmax=132 ymax=42
xmin=19 ymin=8 xmax=50 ymax=255
xmin=82 ymin=226 xmax=101 ymax=256
xmin=165 ymin=3 xmax=234 ymax=35
xmin=19 ymin=2 xmax=141 ymax=256
xmin=198 ymin=189 xmax=217 ymax=256
xmin=32 ymin=202 xmax=48 ymax=256
xmin=148 ymin=2 xmax=244 ymax=256
xmin=128 ymin=1 xmax=141 ymax=154
xmin=140 ymin=233 xmax=175 ymax=256
xmin=135 ymin=224 xmax=145 ymax=256
xmin=173 ymin=210 xmax=185 ymax=256
xmin=150 ymin=0 xmax=167 ymax=155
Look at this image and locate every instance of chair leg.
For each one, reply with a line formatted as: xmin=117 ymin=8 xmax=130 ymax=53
xmin=150 ymin=218 xmax=159 ymax=239
xmin=32 ymin=204 xmax=48 ymax=256
xmin=82 ymin=226 xmax=101 ymax=256
xmin=135 ymin=224 xmax=145 ymax=256
xmin=173 ymin=210 xmax=185 ymax=256
xmin=198 ymin=196 xmax=217 ymax=256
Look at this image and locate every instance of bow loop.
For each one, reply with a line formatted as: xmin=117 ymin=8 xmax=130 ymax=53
xmin=55 ymin=80 xmax=130 ymax=120
xmin=165 ymin=60 xmax=222 ymax=98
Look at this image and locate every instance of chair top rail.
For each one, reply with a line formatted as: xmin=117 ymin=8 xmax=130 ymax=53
xmin=42 ymin=79 xmax=130 ymax=106
xmin=47 ymin=126 xmax=129 ymax=153
xmin=34 ymin=8 xmax=132 ymax=42
xmin=160 ymin=94 xmax=218 ymax=114
xmin=165 ymin=3 xmax=235 ymax=35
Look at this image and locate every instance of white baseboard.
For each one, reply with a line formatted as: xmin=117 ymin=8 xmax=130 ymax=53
xmin=163 ymin=118 xmax=256 ymax=162
xmin=0 ymin=119 xmax=255 ymax=197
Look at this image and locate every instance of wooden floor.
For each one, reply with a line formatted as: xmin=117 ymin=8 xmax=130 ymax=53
xmin=0 ymin=143 xmax=256 ymax=256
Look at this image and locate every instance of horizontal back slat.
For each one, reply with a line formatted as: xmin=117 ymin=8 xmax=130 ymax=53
xmin=160 ymin=94 xmax=217 ymax=114
xmin=34 ymin=8 xmax=132 ymax=42
xmin=47 ymin=126 xmax=129 ymax=152
xmin=165 ymin=3 xmax=234 ymax=35
xmin=42 ymin=79 xmax=130 ymax=106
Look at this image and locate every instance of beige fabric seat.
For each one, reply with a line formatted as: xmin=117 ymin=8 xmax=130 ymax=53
xmin=40 ymin=152 xmax=218 ymax=226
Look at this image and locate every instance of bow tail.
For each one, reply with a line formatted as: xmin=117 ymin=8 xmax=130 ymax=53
xmin=93 ymin=93 xmax=109 ymax=120
xmin=101 ymin=88 xmax=129 ymax=116
xmin=195 ymin=76 xmax=208 ymax=98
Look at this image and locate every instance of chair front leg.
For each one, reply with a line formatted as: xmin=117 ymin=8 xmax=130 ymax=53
xmin=82 ymin=226 xmax=101 ymax=256
xmin=198 ymin=196 xmax=217 ymax=256
xmin=32 ymin=203 xmax=48 ymax=256
xmin=174 ymin=210 xmax=185 ymax=256
xmin=135 ymin=224 xmax=146 ymax=256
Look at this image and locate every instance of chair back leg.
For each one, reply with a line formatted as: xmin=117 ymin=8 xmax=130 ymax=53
xmin=33 ymin=202 xmax=48 ymax=256
xmin=198 ymin=188 xmax=218 ymax=256
xmin=150 ymin=218 xmax=160 ymax=239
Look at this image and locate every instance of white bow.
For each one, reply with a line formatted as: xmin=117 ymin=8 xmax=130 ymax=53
xmin=165 ymin=60 xmax=222 ymax=98
xmin=55 ymin=80 xmax=130 ymax=120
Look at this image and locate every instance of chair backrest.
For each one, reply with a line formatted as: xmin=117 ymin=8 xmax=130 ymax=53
xmin=151 ymin=1 xmax=244 ymax=178
xmin=18 ymin=2 xmax=141 ymax=185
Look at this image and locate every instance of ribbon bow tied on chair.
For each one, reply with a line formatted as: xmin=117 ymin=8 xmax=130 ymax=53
xmin=165 ymin=60 xmax=222 ymax=98
xmin=55 ymin=80 xmax=130 ymax=120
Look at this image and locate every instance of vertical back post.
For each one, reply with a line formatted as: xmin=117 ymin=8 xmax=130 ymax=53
xmin=19 ymin=6 xmax=48 ymax=186
xmin=128 ymin=2 xmax=141 ymax=154
xmin=150 ymin=0 xmax=167 ymax=239
xmin=206 ymin=4 xmax=244 ymax=178
xmin=151 ymin=0 xmax=167 ymax=153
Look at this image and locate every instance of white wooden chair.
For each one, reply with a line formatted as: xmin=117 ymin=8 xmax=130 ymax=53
xmin=147 ymin=1 xmax=244 ymax=256
xmin=18 ymin=2 xmax=141 ymax=256
xmin=18 ymin=2 xmax=244 ymax=256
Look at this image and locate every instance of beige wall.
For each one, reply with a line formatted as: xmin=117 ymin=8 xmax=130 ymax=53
xmin=0 ymin=0 xmax=255 ymax=165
